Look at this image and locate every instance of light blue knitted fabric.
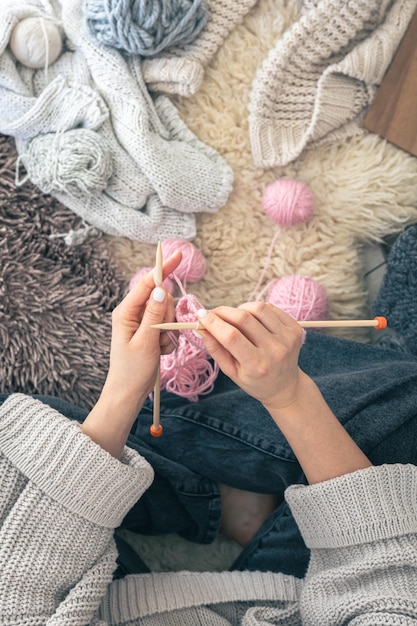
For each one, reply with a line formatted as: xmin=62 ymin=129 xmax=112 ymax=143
xmin=84 ymin=0 xmax=208 ymax=56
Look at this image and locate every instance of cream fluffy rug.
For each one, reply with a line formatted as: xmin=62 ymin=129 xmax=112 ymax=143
xmin=110 ymin=0 xmax=417 ymax=571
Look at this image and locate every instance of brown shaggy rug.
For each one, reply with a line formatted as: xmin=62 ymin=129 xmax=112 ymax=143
xmin=0 ymin=134 xmax=125 ymax=409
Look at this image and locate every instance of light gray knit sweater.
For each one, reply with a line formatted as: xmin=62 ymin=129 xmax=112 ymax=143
xmin=0 ymin=0 xmax=233 ymax=243
xmin=1 ymin=393 xmax=417 ymax=625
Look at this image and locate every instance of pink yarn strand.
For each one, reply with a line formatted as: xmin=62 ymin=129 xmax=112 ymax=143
xmin=255 ymin=279 xmax=275 ymax=302
xmin=159 ymin=274 xmax=219 ymax=401
xmin=247 ymin=229 xmax=281 ymax=301
xmin=248 ymin=178 xmax=314 ymax=302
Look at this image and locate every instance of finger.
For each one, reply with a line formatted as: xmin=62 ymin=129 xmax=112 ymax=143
xmin=157 ymin=293 xmax=177 ymax=351
xmin=132 ymin=286 xmax=171 ymax=344
xmin=195 ymin=321 xmax=238 ymax=379
xmin=113 ymin=252 xmax=182 ymax=334
xmin=159 ymin=331 xmax=174 ymax=348
xmin=238 ymin=302 xmax=305 ymax=353
xmin=203 ymin=305 xmax=271 ymax=348
xmin=238 ymin=301 xmax=300 ymax=333
xmin=116 ymin=251 xmax=182 ymax=322
xmin=160 ymin=331 xmax=177 ymax=355
xmin=197 ymin=307 xmax=258 ymax=365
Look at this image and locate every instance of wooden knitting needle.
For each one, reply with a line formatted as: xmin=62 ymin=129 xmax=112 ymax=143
xmin=151 ymin=316 xmax=388 ymax=331
xmin=150 ymin=241 xmax=164 ymax=438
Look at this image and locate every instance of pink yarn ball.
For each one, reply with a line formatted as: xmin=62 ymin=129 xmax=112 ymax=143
xmin=262 ymin=179 xmax=314 ymax=227
xmin=128 ymin=267 xmax=174 ymax=294
xmin=161 ymin=238 xmax=207 ymax=283
xmin=266 ymin=275 xmax=328 ymax=322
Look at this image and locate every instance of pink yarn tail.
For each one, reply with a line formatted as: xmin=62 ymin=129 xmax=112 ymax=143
xmin=247 ymin=229 xmax=281 ymax=301
xmin=160 ymin=340 xmax=219 ymax=402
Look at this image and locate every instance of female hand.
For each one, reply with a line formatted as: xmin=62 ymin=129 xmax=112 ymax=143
xmin=82 ymin=251 xmax=181 ymax=457
xmin=197 ymin=301 xmax=305 ymax=412
xmin=199 ymin=302 xmax=373 ymax=485
xmin=104 ymin=251 xmax=181 ymax=402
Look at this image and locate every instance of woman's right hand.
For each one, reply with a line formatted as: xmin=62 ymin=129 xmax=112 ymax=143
xmin=197 ymin=301 xmax=372 ymax=484
xmin=197 ymin=301 xmax=305 ymax=413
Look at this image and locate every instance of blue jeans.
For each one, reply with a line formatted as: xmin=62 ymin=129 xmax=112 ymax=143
xmin=3 ymin=332 xmax=417 ymax=578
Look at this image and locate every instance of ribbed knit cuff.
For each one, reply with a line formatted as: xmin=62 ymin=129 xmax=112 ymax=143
xmin=142 ymin=57 xmax=205 ymax=97
xmin=286 ymin=464 xmax=417 ymax=549
xmin=250 ymin=70 xmax=364 ymax=168
xmin=248 ymin=0 xmax=416 ymax=168
xmin=0 ymin=394 xmax=154 ymax=528
xmin=100 ymin=570 xmax=302 ymax=622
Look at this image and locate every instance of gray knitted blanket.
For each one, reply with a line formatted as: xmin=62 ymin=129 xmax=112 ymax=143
xmin=0 ymin=0 xmax=233 ymax=243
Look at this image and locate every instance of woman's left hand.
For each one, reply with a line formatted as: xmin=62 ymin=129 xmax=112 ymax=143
xmin=105 ymin=251 xmax=181 ymax=403
xmin=82 ymin=251 xmax=181 ymax=457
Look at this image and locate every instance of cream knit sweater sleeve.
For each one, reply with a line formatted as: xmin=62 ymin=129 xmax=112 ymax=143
xmin=0 ymin=394 xmax=154 ymax=626
xmin=287 ymin=463 xmax=417 ymax=625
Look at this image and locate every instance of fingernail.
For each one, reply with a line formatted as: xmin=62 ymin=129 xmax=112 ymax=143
xmin=197 ymin=308 xmax=207 ymax=318
xmin=193 ymin=329 xmax=204 ymax=339
xmin=152 ymin=268 xmax=161 ymax=286
xmin=152 ymin=287 xmax=166 ymax=302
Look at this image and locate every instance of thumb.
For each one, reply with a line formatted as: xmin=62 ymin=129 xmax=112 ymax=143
xmin=135 ymin=287 xmax=172 ymax=343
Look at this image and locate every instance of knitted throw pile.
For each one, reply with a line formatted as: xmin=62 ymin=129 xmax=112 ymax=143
xmin=0 ymin=0 xmax=233 ymax=243
xmin=142 ymin=0 xmax=416 ymax=164
xmin=1 ymin=0 xmax=413 ymax=243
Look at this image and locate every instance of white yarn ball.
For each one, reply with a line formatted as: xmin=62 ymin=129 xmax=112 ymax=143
xmin=9 ymin=17 xmax=63 ymax=69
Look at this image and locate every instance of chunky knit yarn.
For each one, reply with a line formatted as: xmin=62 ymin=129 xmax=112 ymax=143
xmin=0 ymin=0 xmax=233 ymax=242
xmin=85 ymin=0 xmax=208 ymax=56
xmin=24 ymin=128 xmax=113 ymax=196
xmin=2 ymin=394 xmax=417 ymax=625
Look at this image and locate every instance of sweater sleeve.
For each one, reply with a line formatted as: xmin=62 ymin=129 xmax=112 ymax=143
xmin=285 ymin=464 xmax=417 ymax=624
xmin=0 ymin=394 xmax=154 ymax=626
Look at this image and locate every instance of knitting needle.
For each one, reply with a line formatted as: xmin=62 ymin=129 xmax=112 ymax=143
xmin=150 ymin=241 xmax=164 ymax=438
xmin=151 ymin=316 xmax=388 ymax=331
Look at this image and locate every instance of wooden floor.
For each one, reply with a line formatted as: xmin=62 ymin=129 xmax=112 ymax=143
xmin=364 ymin=8 xmax=417 ymax=157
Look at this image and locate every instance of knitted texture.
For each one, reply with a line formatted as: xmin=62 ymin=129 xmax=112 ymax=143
xmin=3 ymin=396 xmax=417 ymax=624
xmin=142 ymin=0 xmax=258 ymax=96
xmin=248 ymin=0 xmax=417 ymax=167
xmin=287 ymin=464 xmax=417 ymax=625
xmin=0 ymin=0 xmax=233 ymax=242
xmin=0 ymin=394 xmax=154 ymax=625
xmin=286 ymin=464 xmax=417 ymax=549
xmin=85 ymin=0 xmax=208 ymax=56
xmin=373 ymin=225 xmax=417 ymax=355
